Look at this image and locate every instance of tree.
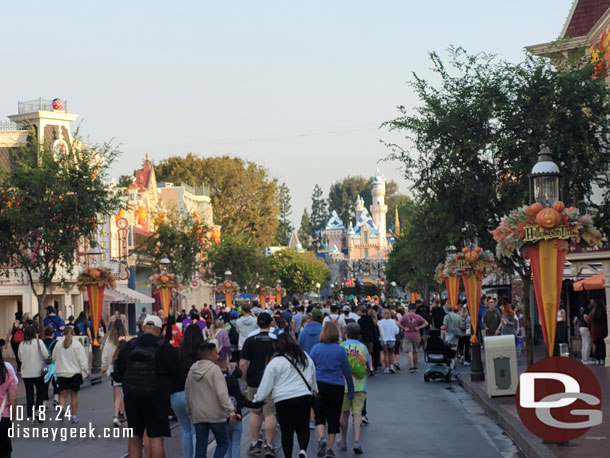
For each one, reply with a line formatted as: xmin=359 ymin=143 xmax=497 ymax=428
xmin=206 ymin=234 xmax=270 ymax=290
xmin=275 ymin=183 xmax=294 ymax=246
xmin=117 ymin=174 xmax=134 ymax=188
xmin=310 ymin=184 xmax=328 ymax=251
xmin=0 ymin=137 xmax=122 ymax=309
xmin=156 ymin=154 xmax=280 ymax=247
xmin=385 ymin=47 xmax=610 ymax=365
xmin=298 ymin=209 xmax=313 ymax=250
xmin=136 ymin=211 xmax=208 ymax=284
xmin=269 ymin=249 xmax=330 ymax=295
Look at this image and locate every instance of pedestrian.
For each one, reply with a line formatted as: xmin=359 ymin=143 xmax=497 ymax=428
xmin=236 ymin=303 xmax=258 ymax=359
xmin=292 ymin=305 xmax=305 ymax=339
xmin=588 ymin=300 xmax=608 ymax=365
xmin=379 ymin=309 xmax=399 ymax=374
xmin=41 ymin=325 xmax=60 ymax=406
xmin=337 ymin=323 xmax=369 ymax=455
xmin=137 ymin=307 xmax=148 ymax=335
xmin=73 ymin=312 xmax=89 ymax=337
xmin=399 ymin=303 xmax=428 ymax=372
xmin=310 ymin=322 xmax=355 ymax=458
xmin=162 ymin=315 xmax=183 ymax=348
xmin=3 ymin=313 xmax=24 ymax=373
xmin=102 ymin=320 xmax=127 ymax=427
xmin=52 ymin=326 xmax=89 ymax=424
xmin=356 ymin=307 xmax=375 ymax=375
xmin=18 ymin=324 xmax=49 ymax=424
xmin=114 ymin=315 xmax=178 ymax=458
xmin=483 ymin=298 xmax=502 ymax=337
xmin=556 ymin=304 xmax=568 ymax=347
xmin=299 ymin=308 xmax=324 ymax=355
xmin=209 ymin=317 xmax=231 ymax=372
xmin=253 ymin=333 xmax=316 ymax=458
xmin=43 ymin=306 xmax=65 ymax=338
xmin=457 ymin=306 xmax=471 ymax=365
xmin=393 ymin=306 xmax=404 ymax=370
xmin=368 ymin=308 xmax=383 ymax=373
xmin=499 ymin=304 xmax=518 ymax=337
xmin=323 ymin=305 xmax=346 ymax=341
xmin=171 ymin=323 xmax=204 ymax=458
xmin=430 ymin=299 xmax=446 ymax=330
xmin=239 ymin=312 xmax=278 ymax=457
xmin=0 ymin=339 xmax=18 ymax=458
xmin=441 ymin=303 xmax=463 ymax=348
xmin=577 ymin=300 xmax=594 ymax=363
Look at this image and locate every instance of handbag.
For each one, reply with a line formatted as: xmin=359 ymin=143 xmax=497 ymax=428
xmin=37 ymin=338 xmax=49 ymax=378
xmin=283 ymin=356 xmax=314 ymax=395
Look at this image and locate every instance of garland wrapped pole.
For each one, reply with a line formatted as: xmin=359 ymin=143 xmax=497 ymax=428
xmin=150 ymin=273 xmax=178 ymax=318
xmin=493 ymin=148 xmax=602 ymax=360
xmin=78 ymin=267 xmax=117 ymax=346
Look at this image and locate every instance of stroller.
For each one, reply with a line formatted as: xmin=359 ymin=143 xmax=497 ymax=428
xmin=423 ymin=329 xmax=456 ymax=383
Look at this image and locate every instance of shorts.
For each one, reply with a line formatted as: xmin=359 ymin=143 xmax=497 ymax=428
xmin=384 ymin=341 xmax=396 ymax=349
xmin=247 ymin=386 xmax=276 ymax=416
xmin=57 ymin=374 xmax=83 ymax=392
xmin=125 ymin=397 xmax=171 ymax=438
xmin=341 ymin=392 xmax=366 ymax=415
xmin=230 ymin=350 xmax=240 ymax=364
xmin=404 ymin=339 xmax=420 ymax=353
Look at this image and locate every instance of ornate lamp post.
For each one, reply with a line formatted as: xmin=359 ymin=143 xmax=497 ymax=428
xmin=316 ymin=282 xmax=321 ymax=300
xmin=224 ymin=270 xmax=234 ymax=309
xmin=390 ymin=281 xmax=397 ymax=303
xmin=275 ymin=279 xmax=283 ymax=306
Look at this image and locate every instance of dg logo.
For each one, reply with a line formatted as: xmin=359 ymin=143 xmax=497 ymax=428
xmin=516 ymin=357 xmax=602 ymax=442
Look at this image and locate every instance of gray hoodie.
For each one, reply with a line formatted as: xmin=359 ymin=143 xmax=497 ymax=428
xmin=236 ymin=315 xmax=258 ymax=350
xmin=185 ymin=360 xmax=235 ymax=424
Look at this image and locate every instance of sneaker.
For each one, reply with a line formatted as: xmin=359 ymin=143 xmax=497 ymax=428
xmin=71 ymin=415 xmax=79 ymax=424
xmin=353 ymin=442 xmax=363 ymax=454
xmin=325 ymin=449 xmax=335 ymax=458
xmin=362 ymin=415 xmax=369 ymax=425
xmin=389 ymin=366 xmax=396 ymax=374
xmin=299 ymin=451 xmax=308 ymax=458
xmin=28 ymin=418 xmax=36 ymax=426
xmin=383 ymin=368 xmax=390 ymax=374
xmin=395 ymin=361 xmax=401 ymax=370
xmin=583 ymin=360 xmax=595 ymax=365
xmin=317 ymin=438 xmax=327 ymax=457
xmin=248 ymin=441 xmax=263 ymax=456
xmin=309 ymin=419 xmax=316 ymax=430
xmin=369 ymin=370 xmax=375 ymax=377
xmin=409 ymin=367 xmax=416 ymax=373
xmin=413 ymin=366 xmax=419 ymax=372
xmin=113 ymin=417 xmax=121 ymax=427
xmin=463 ymin=361 xmax=471 ymax=366
xmin=263 ymin=444 xmax=276 ymax=457
xmin=336 ymin=439 xmax=347 ymax=451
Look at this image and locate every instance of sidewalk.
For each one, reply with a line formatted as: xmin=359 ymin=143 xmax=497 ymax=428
xmin=458 ymin=344 xmax=609 ymax=458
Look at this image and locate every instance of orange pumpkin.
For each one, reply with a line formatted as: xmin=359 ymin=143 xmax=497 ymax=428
xmin=536 ymin=208 xmax=562 ymax=229
xmin=89 ymin=269 xmax=101 ymax=279
xmin=525 ymin=202 xmax=544 ymax=217
xmin=467 ymin=251 xmax=480 ymax=262
xmin=474 ymin=246 xmax=482 ymax=253
xmin=552 ymin=201 xmax=565 ymax=213
xmin=461 ymin=247 xmax=469 ymax=254
xmin=160 ymin=275 xmax=170 ymax=283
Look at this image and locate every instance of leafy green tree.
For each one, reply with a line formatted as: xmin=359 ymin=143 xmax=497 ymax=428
xmin=136 ymin=211 xmax=208 ymax=284
xmin=275 ymin=183 xmax=294 ymax=246
xmin=385 ymin=47 xmax=610 ymax=365
xmin=269 ymin=249 xmax=330 ymax=295
xmin=298 ymin=209 xmax=313 ymax=250
xmin=0 ymin=138 xmax=122 ymax=308
xmin=156 ymin=154 xmax=280 ymax=247
xmin=206 ymin=234 xmax=270 ymax=290
xmin=310 ymin=184 xmax=328 ymax=251
xmin=117 ymin=174 xmax=134 ymax=188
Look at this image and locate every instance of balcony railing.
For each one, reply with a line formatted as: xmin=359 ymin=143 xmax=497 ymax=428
xmin=182 ymin=182 xmax=210 ymax=196
xmin=0 ymin=121 xmax=22 ymax=131
xmin=18 ymin=98 xmax=68 ymax=114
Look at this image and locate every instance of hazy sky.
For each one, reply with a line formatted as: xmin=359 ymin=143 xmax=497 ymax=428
xmin=1 ymin=0 xmax=572 ymax=226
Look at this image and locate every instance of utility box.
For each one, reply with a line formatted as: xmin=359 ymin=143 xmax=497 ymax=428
xmin=484 ymin=335 xmax=518 ymax=397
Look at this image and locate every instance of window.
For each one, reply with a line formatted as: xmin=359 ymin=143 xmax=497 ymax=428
xmin=364 ymin=248 xmax=369 ymax=258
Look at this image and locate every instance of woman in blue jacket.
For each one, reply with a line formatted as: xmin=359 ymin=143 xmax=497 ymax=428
xmin=310 ymin=322 xmax=354 ymax=458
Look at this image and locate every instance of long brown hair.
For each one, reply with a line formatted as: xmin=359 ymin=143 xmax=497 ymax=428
xmin=108 ymin=320 xmax=127 ymax=346
xmin=63 ymin=326 xmax=74 ymax=349
xmin=320 ymin=321 xmax=339 ymax=344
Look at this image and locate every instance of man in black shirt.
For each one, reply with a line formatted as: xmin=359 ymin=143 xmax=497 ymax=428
xmin=239 ymin=313 xmax=277 ymax=457
xmin=114 ymin=315 xmax=178 ymax=458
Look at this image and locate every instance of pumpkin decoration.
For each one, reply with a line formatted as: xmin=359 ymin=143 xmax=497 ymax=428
xmin=474 ymin=246 xmax=482 ymax=253
xmin=89 ymin=269 xmax=101 ymax=279
xmin=159 ymin=275 xmax=170 ymax=284
xmin=465 ymin=250 xmax=480 ymax=263
xmin=552 ymin=201 xmax=565 ymax=213
xmin=525 ymin=202 xmax=544 ymax=218
xmin=461 ymin=247 xmax=469 ymax=254
xmin=536 ymin=207 xmax=562 ymax=229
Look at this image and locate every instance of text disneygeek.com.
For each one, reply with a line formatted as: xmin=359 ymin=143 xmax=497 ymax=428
xmin=9 ymin=423 xmax=133 ymax=442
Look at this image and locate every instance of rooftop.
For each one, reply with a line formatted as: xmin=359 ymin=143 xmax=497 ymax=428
xmin=563 ymin=0 xmax=610 ymax=38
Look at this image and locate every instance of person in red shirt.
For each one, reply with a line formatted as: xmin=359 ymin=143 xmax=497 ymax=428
xmin=399 ymin=303 xmax=429 ymax=372
xmin=162 ymin=316 xmax=183 ymax=348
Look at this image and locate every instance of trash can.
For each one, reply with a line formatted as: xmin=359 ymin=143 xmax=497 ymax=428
xmin=484 ymin=335 xmax=518 ymax=397
xmin=73 ymin=335 xmax=90 ymax=351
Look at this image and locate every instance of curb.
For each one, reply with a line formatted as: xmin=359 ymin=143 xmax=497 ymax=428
xmin=457 ymin=375 xmax=556 ymax=458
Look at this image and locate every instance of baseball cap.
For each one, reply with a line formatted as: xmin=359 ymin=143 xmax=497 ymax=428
xmin=342 ymin=305 xmax=351 ymax=312
xmin=310 ymin=308 xmax=323 ymax=320
xmin=143 ymin=315 xmax=162 ymax=328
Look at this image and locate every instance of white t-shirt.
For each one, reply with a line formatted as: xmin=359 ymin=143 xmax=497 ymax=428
xmin=379 ymin=318 xmax=400 ymax=342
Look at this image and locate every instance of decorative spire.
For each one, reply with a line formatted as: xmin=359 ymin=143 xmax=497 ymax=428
xmin=395 ymin=206 xmax=400 ymax=236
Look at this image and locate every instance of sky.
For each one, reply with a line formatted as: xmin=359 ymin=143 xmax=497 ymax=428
xmin=1 ymin=0 xmax=573 ymax=227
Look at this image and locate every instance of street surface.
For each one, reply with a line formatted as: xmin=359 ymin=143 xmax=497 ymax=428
xmin=12 ymin=356 xmax=523 ymax=458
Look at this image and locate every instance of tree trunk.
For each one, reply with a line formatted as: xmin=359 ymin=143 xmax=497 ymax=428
xmin=521 ymin=274 xmax=534 ymax=368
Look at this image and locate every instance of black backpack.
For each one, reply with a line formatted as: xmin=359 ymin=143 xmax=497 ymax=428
xmin=122 ymin=339 xmax=161 ymax=400
xmin=228 ymin=323 xmax=239 ymax=346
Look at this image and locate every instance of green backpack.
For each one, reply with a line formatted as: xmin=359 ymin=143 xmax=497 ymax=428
xmin=348 ymin=355 xmax=367 ymax=380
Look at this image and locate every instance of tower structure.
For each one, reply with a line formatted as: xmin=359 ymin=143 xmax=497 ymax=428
xmin=370 ymin=168 xmax=388 ymax=248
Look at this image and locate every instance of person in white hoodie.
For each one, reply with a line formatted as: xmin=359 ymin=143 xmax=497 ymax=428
xmin=18 ymin=324 xmax=49 ymax=424
xmin=235 ymin=303 xmax=258 ymax=358
xmin=52 ymin=326 xmax=89 ymax=423
xmin=253 ymin=333 xmax=317 ymax=458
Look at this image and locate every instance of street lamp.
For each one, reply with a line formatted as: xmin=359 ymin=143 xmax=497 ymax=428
xmin=445 ymin=245 xmax=457 ymax=258
xmin=390 ymin=281 xmax=397 ymax=302
xmin=87 ymin=245 xmax=104 ymax=267
xmin=316 ymin=282 xmax=321 ymax=299
xmin=160 ymin=256 xmax=171 ymax=273
xmin=225 ymin=270 xmax=232 ymax=282
xmin=530 ymin=146 xmax=560 ymax=207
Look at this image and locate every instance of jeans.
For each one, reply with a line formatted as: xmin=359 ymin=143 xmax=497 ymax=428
xmin=580 ymin=327 xmax=592 ymax=361
xmin=195 ymin=422 xmax=229 ymax=458
xmin=225 ymin=420 xmax=242 ymax=458
xmin=170 ymin=391 xmax=195 ymax=458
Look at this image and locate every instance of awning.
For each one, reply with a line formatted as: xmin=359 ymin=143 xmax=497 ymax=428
xmin=114 ymin=286 xmax=155 ymax=303
xmin=573 ymin=274 xmax=605 ymax=291
xmin=84 ymin=288 xmax=125 ymax=303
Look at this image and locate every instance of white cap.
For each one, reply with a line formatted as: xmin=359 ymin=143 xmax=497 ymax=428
xmin=143 ymin=315 xmax=162 ymax=328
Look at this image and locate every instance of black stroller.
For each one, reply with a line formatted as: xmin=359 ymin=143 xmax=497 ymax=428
xmin=423 ymin=329 xmax=456 ymax=383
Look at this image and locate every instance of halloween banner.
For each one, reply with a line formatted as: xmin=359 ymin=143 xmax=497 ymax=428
xmin=86 ymin=284 xmax=104 ymax=346
xmin=159 ymin=286 xmax=172 ymax=318
xmin=445 ymin=276 xmax=460 ymax=308
xmin=461 ymin=274 xmax=482 ymax=343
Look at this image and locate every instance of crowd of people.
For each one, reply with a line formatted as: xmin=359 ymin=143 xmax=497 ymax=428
xmin=0 ymin=293 xmax=608 ymax=458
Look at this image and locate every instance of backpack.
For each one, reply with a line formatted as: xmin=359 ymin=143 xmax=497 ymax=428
xmin=347 ymin=354 xmax=367 ymax=380
xmin=75 ymin=321 xmax=86 ymax=336
xmin=12 ymin=326 xmax=24 ymax=343
xmin=501 ymin=318 xmax=516 ymax=336
xmin=228 ymin=322 xmax=239 ymax=346
xmin=122 ymin=339 xmax=161 ymax=400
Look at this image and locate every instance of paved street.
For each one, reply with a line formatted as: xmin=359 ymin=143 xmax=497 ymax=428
xmin=11 ymin=353 xmax=522 ymax=458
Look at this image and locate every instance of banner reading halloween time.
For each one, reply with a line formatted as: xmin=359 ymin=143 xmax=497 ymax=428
xmin=86 ymin=284 xmax=104 ymax=346
xmin=445 ymin=276 xmax=460 ymax=308
xmin=526 ymin=239 xmax=567 ymax=357
xmin=225 ymin=290 xmax=233 ymax=309
xmin=461 ymin=274 xmax=482 ymax=343
xmin=159 ymin=286 xmax=172 ymax=318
